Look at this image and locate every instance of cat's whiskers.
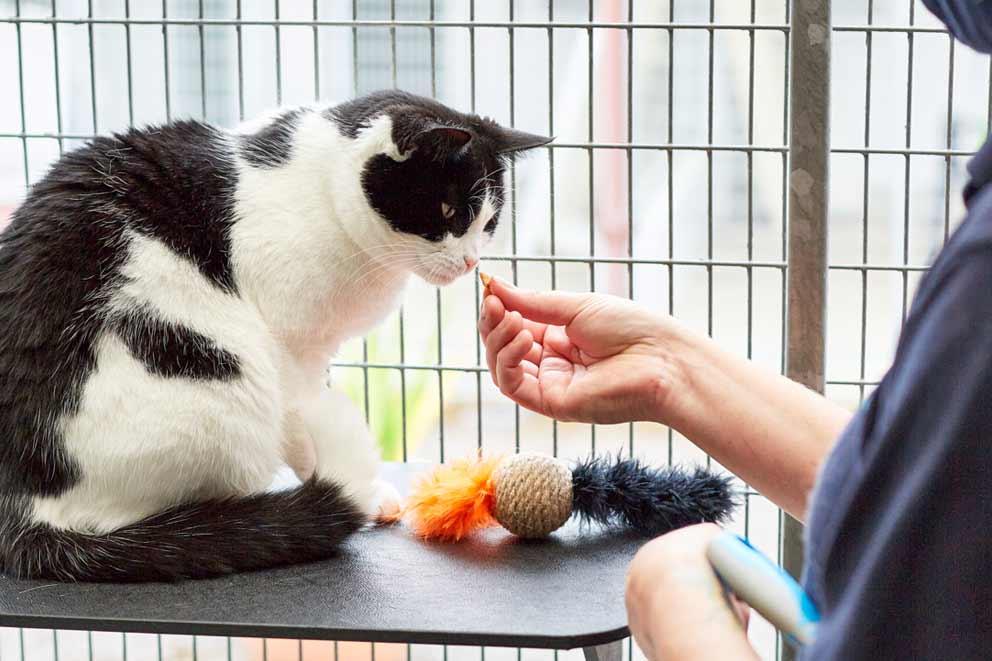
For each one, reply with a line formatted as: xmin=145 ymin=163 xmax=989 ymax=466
xmin=322 ymin=242 xmax=422 ymax=273
xmin=326 ymin=249 xmax=423 ymax=303
xmin=467 ymin=166 xmax=500 ymax=198
xmin=424 ymin=262 xmax=446 ymax=288
xmin=322 ymin=244 xmax=416 ymax=295
xmin=330 ymin=246 xmax=419 ymax=284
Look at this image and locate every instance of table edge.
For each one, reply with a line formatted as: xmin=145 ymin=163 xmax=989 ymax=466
xmin=0 ymin=613 xmax=629 ymax=650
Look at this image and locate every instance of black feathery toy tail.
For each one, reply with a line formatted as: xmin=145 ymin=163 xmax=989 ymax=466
xmin=570 ymin=455 xmax=738 ymax=536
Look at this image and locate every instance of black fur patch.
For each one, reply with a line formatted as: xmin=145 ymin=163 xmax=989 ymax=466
xmin=239 ymin=108 xmax=305 ymax=168
xmin=112 ymin=122 xmax=240 ymax=292
xmin=361 ymin=153 xmax=503 ymax=241
xmin=328 ymin=90 xmax=550 ymax=243
xmin=0 ymin=477 xmax=365 ymax=582
xmin=112 ymin=309 xmax=241 ymax=381
xmin=0 ymin=120 xmax=239 ymax=500
xmin=571 ymin=455 xmax=738 ymax=536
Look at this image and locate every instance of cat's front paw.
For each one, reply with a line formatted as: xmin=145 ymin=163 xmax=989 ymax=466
xmin=368 ymin=479 xmax=403 ymax=525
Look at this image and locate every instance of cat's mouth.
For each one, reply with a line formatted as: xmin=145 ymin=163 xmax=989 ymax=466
xmin=419 ymin=268 xmax=464 ymax=287
xmin=417 ymin=262 xmax=471 ymax=287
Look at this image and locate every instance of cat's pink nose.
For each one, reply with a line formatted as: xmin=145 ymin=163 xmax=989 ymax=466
xmin=464 ymin=257 xmax=479 ymax=271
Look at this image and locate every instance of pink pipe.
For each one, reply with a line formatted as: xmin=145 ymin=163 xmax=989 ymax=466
xmin=595 ymin=0 xmax=630 ymax=296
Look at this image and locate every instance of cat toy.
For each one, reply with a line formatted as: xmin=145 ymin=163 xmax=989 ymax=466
xmin=403 ymin=452 xmax=737 ymax=541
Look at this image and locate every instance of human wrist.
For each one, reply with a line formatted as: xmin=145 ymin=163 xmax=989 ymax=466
xmin=642 ymin=318 xmax=712 ymax=429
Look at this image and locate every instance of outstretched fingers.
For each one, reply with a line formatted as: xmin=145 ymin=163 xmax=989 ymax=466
xmin=480 ymin=293 xmax=548 ymax=343
xmin=488 ymin=277 xmax=588 ymax=327
xmin=495 ymin=328 xmax=543 ymax=412
xmin=484 ymin=310 xmax=523 ymax=380
xmin=478 ymin=294 xmax=505 ymax=340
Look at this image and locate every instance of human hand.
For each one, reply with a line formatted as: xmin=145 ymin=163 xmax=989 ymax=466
xmin=478 ymin=277 xmax=689 ymax=425
xmin=626 ymin=523 xmax=755 ymax=660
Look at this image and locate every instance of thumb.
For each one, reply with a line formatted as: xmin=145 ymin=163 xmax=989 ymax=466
xmin=488 ymin=277 xmax=588 ymax=326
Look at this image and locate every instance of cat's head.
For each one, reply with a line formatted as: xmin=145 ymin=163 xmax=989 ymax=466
xmin=331 ymin=91 xmax=551 ymax=286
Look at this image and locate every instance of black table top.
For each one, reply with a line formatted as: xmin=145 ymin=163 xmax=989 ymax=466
xmin=0 ymin=463 xmax=646 ymax=650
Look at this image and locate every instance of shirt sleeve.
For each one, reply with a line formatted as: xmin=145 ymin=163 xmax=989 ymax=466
xmin=804 ymin=248 xmax=992 ymax=660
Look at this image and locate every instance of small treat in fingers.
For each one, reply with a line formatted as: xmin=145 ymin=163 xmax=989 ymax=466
xmin=479 ymin=271 xmax=493 ymax=296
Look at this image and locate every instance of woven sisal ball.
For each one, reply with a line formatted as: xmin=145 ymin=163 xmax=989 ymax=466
xmin=492 ymin=453 xmax=573 ymax=538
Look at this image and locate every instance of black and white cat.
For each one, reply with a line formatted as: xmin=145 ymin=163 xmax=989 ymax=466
xmin=0 ymin=90 xmax=550 ymax=582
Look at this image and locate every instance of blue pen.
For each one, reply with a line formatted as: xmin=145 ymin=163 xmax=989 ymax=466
xmin=706 ymin=531 xmax=820 ymax=647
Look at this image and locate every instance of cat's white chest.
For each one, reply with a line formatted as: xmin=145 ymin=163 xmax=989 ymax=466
xmin=272 ymin=265 xmax=407 ymax=370
xmin=321 ymin=268 xmax=407 ymax=345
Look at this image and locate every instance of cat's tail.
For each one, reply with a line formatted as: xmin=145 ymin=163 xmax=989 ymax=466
xmin=1 ymin=477 xmax=366 ymax=582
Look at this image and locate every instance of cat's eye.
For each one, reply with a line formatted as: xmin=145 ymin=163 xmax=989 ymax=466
xmin=441 ymin=202 xmax=456 ymax=219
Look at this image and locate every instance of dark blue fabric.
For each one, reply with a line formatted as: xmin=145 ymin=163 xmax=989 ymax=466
xmin=800 ymin=134 xmax=992 ymax=659
xmin=923 ymin=0 xmax=992 ymax=53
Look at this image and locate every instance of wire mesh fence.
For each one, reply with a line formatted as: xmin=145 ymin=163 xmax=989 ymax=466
xmin=0 ymin=1 xmax=988 ymax=660
xmin=826 ymin=1 xmax=991 ymax=408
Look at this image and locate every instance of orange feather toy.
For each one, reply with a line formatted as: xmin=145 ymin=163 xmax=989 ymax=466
xmin=404 ymin=455 xmax=502 ymax=541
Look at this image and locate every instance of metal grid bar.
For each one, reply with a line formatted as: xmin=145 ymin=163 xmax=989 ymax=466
xmin=124 ymin=0 xmax=135 ymax=126
xmin=857 ymin=0 xmax=874 ymax=406
xmin=433 ymin=0 xmax=445 ymax=466
xmin=587 ymin=0 xmax=595 ymax=457
xmin=666 ymin=0 xmax=675 ymax=467
xmin=626 ymin=0 xmax=635 ymax=461
xmin=1 ymin=17 xmax=789 ymax=30
xmin=0 ymin=14 xmax=947 ymax=31
xmin=901 ymin=0 xmax=916 ymax=323
xmin=198 ymin=0 xmax=206 ymax=120
xmin=312 ymin=0 xmax=320 ymax=100
xmin=744 ymin=0 xmax=758 ymax=544
xmin=236 ymin=0 xmax=245 ymax=121
xmin=510 ymin=0 xmax=521 ymax=460
xmin=87 ymin=0 xmax=98 ymax=132
xmin=548 ymin=0 xmax=558 ymax=458
xmin=49 ymin=0 xmax=63 ymax=155
xmin=13 ymin=0 xmax=28 ymax=188
xmin=0 ymin=133 xmax=793 ymax=151
xmin=945 ymin=36 xmax=956 ymax=243
xmin=162 ymin=0 xmax=172 ymax=121
xmin=7 ymin=129 xmax=982 ymax=158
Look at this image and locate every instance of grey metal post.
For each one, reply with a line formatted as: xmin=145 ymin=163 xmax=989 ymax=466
xmin=784 ymin=0 xmax=830 ymax=658
xmin=583 ymin=640 xmax=623 ymax=661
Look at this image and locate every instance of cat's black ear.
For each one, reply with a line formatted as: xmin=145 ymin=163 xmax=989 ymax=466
xmin=415 ymin=125 xmax=473 ymax=158
xmin=391 ymin=109 xmax=472 ymax=160
xmin=495 ymin=128 xmax=554 ymax=156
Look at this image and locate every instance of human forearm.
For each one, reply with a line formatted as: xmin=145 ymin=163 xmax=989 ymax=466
xmin=659 ymin=328 xmax=851 ymax=520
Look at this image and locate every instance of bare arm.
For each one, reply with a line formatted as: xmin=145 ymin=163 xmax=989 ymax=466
xmin=664 ymin=330 xmax=850 ymax=519
xmin=479 ymin=278 xmax=851 ymax=520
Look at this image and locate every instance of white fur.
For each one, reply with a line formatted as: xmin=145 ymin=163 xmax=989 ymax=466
xmin=31 ymin=107 xmax=496 ymax=533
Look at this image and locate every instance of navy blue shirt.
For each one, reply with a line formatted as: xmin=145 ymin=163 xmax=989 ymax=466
xmin=801 ymin=137 xmax=992 ymax=659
